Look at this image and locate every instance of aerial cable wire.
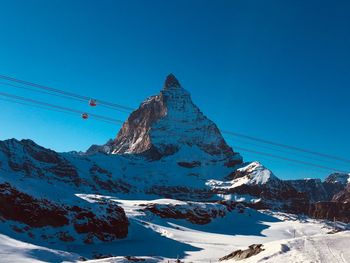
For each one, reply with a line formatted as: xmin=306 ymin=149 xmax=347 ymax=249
xmin=224 ymin=136 xmax=346 ymax=167
xmin=234 ymin=146 xmax=348 ymax=174
xmin=0 ymin=91 xmax=124 ymax=125
xmin=222 ymin=130 xmax=350 ymax=164
xmin=0 ymin=81 xmax=131 ymax=113
xmin=1 ymin=73 xmax=349 ymax=164
xmin=238 ymin=151 xmax=329 ymax=174
xmin=0 ymin=74 xmax=133 ymax=112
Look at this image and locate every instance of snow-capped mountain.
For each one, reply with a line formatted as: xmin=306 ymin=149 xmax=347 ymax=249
xmin=207 ymin=162 xmax=309 ymax=213
xmin=91 ymin=74 xmax=242 ymax=165
xmin=1 ymin=74 xmax=349 ymax=262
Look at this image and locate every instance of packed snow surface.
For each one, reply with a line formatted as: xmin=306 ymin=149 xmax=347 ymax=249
xmin=1 ymin=194 xmax=348 ymax=263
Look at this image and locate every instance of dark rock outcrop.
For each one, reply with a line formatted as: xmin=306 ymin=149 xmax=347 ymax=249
xmin=144 ymin=201 xmax=237 ymax=225
xmin=0 ymin=182 xmax=129 ymax=243
xmin=219 ymin=244 xmax=264 ymax=261
xmin=307 ymin=183 xmax=350 ymax=223
xmin=0 ymin=182 xmax=68 ymax=227
xmin=73 ymin=203 xmax=128 ymax=243
xmin=177 ymin=161 xmax=201 ymax=168
xmin=308 ymin=201 xmax=350 ymax=223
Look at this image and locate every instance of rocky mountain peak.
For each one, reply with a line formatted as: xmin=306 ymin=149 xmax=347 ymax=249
xmin=107 ymin=75 xmax=242 ymax=164
xmin=163 ymin=73 xmax=181 ymax=89
xmin=324 ymin=173 xmax=350 ymax=186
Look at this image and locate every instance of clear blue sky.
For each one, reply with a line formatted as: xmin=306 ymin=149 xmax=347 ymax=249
xmin=0 ymin=0 xmax=349 ymax=180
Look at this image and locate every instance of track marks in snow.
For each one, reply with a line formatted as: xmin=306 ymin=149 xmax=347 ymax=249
xmin=238 ymin=232 xmax=350 ymax=263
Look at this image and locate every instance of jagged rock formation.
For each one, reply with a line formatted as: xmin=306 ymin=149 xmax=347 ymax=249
xmin=287 ymin=173 xmax=349 ymax=202
xmin=286 ymin=179 xmax=330 ymax=202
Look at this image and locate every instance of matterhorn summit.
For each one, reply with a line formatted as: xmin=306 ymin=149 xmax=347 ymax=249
xmin=109 ymin=74 xmax=242 ymax=165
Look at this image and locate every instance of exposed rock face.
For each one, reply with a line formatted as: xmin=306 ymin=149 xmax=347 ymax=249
xmin=307 ymin=183 xmax=350 ymax=223
xmin=309 ymin=201 xmax=350 ymax=223
xmin=144 ymin=200 xmax=237 ymax=225
xmin=287 ymin=173 xmax=349 ymax=203
xmin=286 ymin=179 xmax=329 ymax=202
xmin=219 ymin=244 xmax=264 ymax=261
xmin=109 ymin=74 xmax=242 ymax=164
xmin=0 ymin=182 xmax=129 ymax=243
xmin=322 ymin=173 xmax=350 ymax=200
xmin=332 ymin=184 xmax=350 ymax=203
xmin=0 ymin=182 xmax=68 ymax=228
xmin=73 ymin=203 xmax=128 ymax=243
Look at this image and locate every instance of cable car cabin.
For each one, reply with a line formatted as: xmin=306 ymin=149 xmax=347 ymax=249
xmin=81 ymin=113 xmax=89 ymax=119
xmin=89 ymin=99 xmax=97 ymax=107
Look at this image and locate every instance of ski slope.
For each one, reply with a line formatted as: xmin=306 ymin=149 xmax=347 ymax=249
xmin=235 ymin=231 xmax=350 ymax=263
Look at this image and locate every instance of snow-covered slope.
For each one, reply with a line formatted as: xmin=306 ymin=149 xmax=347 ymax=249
xmin=225 ymin=231 xmax=350 ymax=263
xmin=0 ymin=138 xmax=309 ymax=211
xmin=0 ymin=234 xmax=79 ymax=263
xmin=1 ymin=193 xmax=348 ymax=263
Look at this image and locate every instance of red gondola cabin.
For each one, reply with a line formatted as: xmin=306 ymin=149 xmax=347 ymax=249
xmin=89 ymin=99 xmax=97 ymax=107
xmin=81 ymin=113 xmax=88 ymax=119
